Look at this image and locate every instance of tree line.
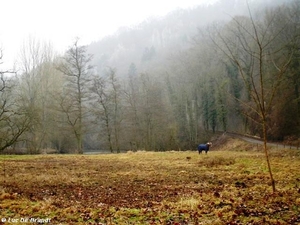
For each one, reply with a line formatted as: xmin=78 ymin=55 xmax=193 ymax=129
xmin=0 ymin=1 xmax=299 ymax=154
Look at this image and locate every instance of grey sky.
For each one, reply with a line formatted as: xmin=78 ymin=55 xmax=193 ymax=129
xmin=0 ymin=0 xmax=217 ymax=69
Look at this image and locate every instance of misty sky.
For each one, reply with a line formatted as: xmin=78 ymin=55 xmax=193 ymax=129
xmin=0 ymin=0 xmax=217 ymax=69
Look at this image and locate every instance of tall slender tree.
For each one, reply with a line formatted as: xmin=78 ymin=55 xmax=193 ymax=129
xmin=90 ymin=75 xmax=114 ymax=152
xmin=108 ymin=69 xmax=122 ymax=153
xmin=210 ymin=3 xmax=298 ymax=192
xmin=57 ymin=39 xmax=93 ymax=154
xmin=17 ymin=37 xmax=58 ymax=153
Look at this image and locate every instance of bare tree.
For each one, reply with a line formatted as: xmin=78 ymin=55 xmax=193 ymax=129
xmin=139 ymin=73 xmax=169 ymax=150
xmin=16 ymin=37 xmax=60 ymax=153
xmin=210 ymin=3 xmax=299 ymax=192
xmin=108 ymin=69 xmax=122 ymax=153
xmin=90 ymin=75 xmax=113 ymax=153
xmin=123 ymin=66 xmax=142 ymax=151
xmin=17 ymin=37 xmax=45 ymax=153
xmin=57 ymin=39 xmax=93 ymax=153
xmin=90 ymin=68 xmax=122 ymax=153
xmin=0 ymin=50 xmax=30 ymax=152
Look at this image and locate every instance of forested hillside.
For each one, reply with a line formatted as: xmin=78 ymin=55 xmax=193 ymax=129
xmin=0 ymin=0 xmax=299 ymax=153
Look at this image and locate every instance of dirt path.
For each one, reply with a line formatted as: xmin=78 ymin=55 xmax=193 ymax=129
xmin=226 ymin=132 xmax=298 ymax=150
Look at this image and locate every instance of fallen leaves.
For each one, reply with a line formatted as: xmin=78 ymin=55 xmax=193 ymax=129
xmin=0 ymin=150 xmax=299 ymax=224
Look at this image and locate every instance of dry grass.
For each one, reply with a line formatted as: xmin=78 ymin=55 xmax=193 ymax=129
xmin=0 ymin=142 xmax=299 ymax=224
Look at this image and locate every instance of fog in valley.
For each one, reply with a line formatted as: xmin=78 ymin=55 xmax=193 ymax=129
xmin=0 ymin=0 xmax=299 ymax=153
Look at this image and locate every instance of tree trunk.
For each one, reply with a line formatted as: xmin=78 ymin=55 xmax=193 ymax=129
xmin=262 ymin=118 xmax=276 ymax=192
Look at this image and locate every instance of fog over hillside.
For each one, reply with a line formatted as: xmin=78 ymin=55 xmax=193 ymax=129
xmin=87 ymin=0 xmax=293 ymax=77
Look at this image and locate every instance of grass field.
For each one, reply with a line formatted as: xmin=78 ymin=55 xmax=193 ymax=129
xmin=0 ymin=138 xmax=300 ymax=224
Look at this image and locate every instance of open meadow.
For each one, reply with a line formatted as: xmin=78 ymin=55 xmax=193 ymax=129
xmin=0 ymin=138 xmax=300 ymax=224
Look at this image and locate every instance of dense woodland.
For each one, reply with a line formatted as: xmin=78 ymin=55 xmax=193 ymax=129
xmin=0 ymin=0 xmax=299 ymax=153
